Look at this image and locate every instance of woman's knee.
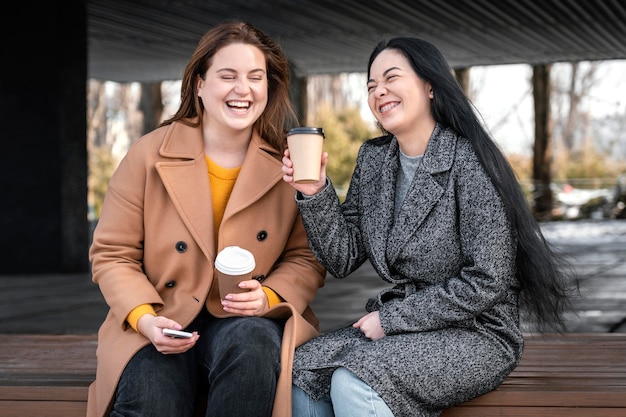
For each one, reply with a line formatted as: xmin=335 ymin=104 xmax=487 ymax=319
xmin=330 ymin=367 xmax=394 ymax=417
xmin=200 ymin=317 xmax=283 ymax=379
xmin=292 ymin=385 xmax=334 ymax=417
xmin=330 ymin=367 xmax=362 ymax=398
xmin=218 ymin=318 xmax=282 ymax=351
xmin=113 ymin=345 xmax=196 ymax=417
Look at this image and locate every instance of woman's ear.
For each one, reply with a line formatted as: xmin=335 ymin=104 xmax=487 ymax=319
xmin=427 ymin=83 xmax=434 ymax=99
xmin=196 ymin=75 xmax=204 ymax=96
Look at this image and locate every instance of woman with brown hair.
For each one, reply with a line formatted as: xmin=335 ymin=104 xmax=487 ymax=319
xmin=88 ymin=20 xmax=325 ymax=417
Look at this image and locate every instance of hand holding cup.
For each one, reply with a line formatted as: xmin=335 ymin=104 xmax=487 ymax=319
xmin=283 ymin=127 xmax=327 ymax=194
xmin=215 ymin=246 xmax=256 ymax=301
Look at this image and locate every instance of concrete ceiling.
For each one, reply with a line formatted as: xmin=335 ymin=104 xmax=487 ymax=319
xmin=88 ymin=0 xmax=626 ymax=83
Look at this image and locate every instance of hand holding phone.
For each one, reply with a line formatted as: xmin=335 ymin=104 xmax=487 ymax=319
xmin=163 ymin=328 xmax=193 ymax=339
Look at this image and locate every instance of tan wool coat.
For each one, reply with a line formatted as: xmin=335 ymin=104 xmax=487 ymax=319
xmin=88 ymin=121 xmax=326 ymax=417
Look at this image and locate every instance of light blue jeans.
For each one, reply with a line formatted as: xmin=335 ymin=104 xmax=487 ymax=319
xmin=292 ymin=367 xmax=394 ymax=417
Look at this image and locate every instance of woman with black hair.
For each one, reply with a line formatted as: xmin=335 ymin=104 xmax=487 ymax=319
xmin=282 ymin=37 xmax=574 ymax=417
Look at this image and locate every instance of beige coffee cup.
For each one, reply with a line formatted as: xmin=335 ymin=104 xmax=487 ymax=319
xmin=215 ymin=246 xmax=256 ymax=300
xmin=287 ymin=127 xmax=325 ymax=183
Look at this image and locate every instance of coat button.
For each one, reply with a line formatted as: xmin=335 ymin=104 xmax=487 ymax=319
xmin=257 ymin=230 xmax=268 ymax=241
xmin=175 ymin=241 xmax=187 ymax=253
xmin=165 ymin=281 xmax=176 ymax=288
xmin=253 ymin=274 xmax=265 ymax=282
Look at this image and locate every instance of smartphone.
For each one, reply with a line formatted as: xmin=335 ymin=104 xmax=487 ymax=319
xmin=163 ymin=328 xmax=193 ymax=339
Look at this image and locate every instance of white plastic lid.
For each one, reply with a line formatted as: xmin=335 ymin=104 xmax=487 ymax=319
xmin=215 ymin=246 xmax=256 ymax=275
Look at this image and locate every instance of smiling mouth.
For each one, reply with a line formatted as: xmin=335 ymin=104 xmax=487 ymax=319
xmin=227 ymin=101 xmax=250 ymax=111
xmin=379 ymin=102 xmax=398 ymax=113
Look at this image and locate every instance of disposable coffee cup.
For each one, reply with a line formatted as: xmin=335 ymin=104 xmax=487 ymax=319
xmin=287 ymin=127 xmax=325 ymax=184
xmin=215 ymin=246 xmax=256 ymax=300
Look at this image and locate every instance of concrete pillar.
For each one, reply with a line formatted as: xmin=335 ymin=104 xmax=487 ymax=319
xmin=454 ymin=67 xmax=471 ymax=96
xmin=289 ymin=61 xmax=308 ymax=126
xmin=140 ymin=82 xmax=164 ymax=134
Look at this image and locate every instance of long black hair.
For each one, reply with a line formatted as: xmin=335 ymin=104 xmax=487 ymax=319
xmin=368 ymin=37 xmax=575 ymax=332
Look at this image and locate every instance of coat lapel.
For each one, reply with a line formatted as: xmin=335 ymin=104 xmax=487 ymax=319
xmin=222 ymin=131 xmax=283 ymax=222
xmin=361 ymin=138 xmax=398 ymax=281
xmin=386 ymin=126 xmax=457 ymax=264
xmin=155 ymin=122 xmax=216 ymax=262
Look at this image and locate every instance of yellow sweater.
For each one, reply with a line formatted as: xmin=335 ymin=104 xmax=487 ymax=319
xmin=206 ymin=155 xmax=240 ymax=244
xmin=126 ymin=155 xmax=281 ymax=332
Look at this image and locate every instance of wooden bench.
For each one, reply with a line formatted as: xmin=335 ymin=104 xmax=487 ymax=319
xmin=441 ymin=333 xmax=626 ymax=417
xmin=1 ymin=333 xmax=625 ymax=417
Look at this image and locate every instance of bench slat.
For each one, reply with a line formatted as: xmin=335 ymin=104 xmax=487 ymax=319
xmin=1 ymin=401 xmax=87 ymax=417
xmin=459 ymin=390 xmax=626 ymax=407
xmin=0 ymin=386 xmax=88 ymax=402
xmin=441 ymin=406 xmax=626 ymax=417
xmin=1 ymin=333 xmax=625 ymax=417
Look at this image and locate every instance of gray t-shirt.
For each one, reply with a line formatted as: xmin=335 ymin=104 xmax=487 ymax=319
xmin=395 ymin=150 xmax=423 ymax=214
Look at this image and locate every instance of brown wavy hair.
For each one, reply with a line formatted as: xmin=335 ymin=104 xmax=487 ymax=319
xmin=160 ymin=20 xmax=298 ymax=151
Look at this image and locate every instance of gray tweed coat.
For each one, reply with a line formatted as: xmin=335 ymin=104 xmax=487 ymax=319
xmin=292 ymin=124 xmax=524 ymax=417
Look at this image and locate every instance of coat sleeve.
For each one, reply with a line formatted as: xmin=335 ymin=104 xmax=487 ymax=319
xmin=295 ymin=144 xmax=371 ymax=279
xmin=89 ymin=139 xmax=164 ymax=328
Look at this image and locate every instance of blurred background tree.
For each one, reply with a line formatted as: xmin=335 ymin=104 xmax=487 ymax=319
xmin=87 ymin=62 xmax=626 ymax=221
xmin=88 ymin=146 xmax=117 ymax=221
xmin=311 ymin=103 xmax=376 ymax=197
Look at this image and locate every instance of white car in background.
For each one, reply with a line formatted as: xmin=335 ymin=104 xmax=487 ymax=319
xmin=554 ymin=183 xmax=613 ymax=220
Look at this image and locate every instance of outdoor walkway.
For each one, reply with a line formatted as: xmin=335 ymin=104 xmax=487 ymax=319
xmin=1 ymin=219 xmax=625 ymax=335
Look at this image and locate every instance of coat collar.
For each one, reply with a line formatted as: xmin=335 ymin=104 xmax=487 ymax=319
xmin=159 ymin=119 xmax=205 ymax=159
xmin=419 ymin=124 xmax=457 ymax=175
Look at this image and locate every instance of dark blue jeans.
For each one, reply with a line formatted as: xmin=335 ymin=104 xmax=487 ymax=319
xmin=111 ymin=310 xmax=284 ymax=417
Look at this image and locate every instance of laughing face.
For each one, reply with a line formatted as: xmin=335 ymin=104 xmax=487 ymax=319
xmin=367 ymin=48 xmax=434 ymax=139
xmin=197 ymin=42 xmax=268 ymax=135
